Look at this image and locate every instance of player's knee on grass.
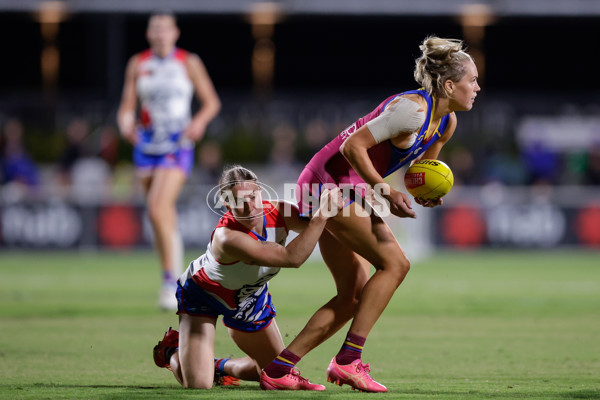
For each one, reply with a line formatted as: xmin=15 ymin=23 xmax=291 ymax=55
xmin=180 ymin=361 xmax=214 ymax=389
xmin=183 ymin=374 xmax=213 ymax=389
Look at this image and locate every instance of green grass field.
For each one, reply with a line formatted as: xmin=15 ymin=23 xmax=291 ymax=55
xmin=1 ymin=249 xmax=599 ymax=399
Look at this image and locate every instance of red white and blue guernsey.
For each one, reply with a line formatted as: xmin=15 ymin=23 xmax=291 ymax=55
xmin=176 ymin=201 xmax=288 ymax=332
xmin=135 ymin=48 xmax=194 ymax=155
xmin=296 ymin=89 xmax=451 ymax=215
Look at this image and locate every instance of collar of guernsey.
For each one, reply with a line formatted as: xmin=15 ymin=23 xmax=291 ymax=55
xmin=381 ymin=88 xmax=451 ymax=178
xmin=213 ymin=201 xmax=289 ymax=243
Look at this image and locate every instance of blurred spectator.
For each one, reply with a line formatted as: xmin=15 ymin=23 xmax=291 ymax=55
xmin=58 ymin=117 xmax=91 ymax=186
xmin=583 ymin=145 xmax=600 ymax=185
xmin=1 ymin=118 xmax=39 ymax=194
xmin=70 ymin=156 xmax=112 ymax=204
xmin=54 ymin=116 xmax=114 ymax=202
xmin=484 ymin=149 xmax=527 ymax=186
xmin=559 ymin=151 xmax=587 ymax=185
xmin=521 ymin=141 xmax=561 ymax=185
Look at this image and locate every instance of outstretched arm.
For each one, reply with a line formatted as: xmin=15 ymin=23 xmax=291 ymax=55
xmin=279 ymin=201 xmax=308 ymax=233
xmin=213 ymin=188 xmax=343 ymax=268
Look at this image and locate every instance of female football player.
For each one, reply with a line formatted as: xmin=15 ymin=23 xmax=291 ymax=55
xmin=153 ymin=165 xmax=343 ymax=389
xmin=260 ymin=36 xmax=481 ymax=392
xmin=117 ymin=11 xmax=221 ymax=310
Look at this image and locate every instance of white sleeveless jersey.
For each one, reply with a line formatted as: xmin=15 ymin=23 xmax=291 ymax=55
xmin=179 ymin=201 xmax=289 ymax=311
xmin=136 ymin=48 xmax=194 ymax=154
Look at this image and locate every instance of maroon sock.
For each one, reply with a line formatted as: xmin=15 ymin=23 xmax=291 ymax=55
xmin=262 ymin=349 xmax=301 ymax=379
xmin=335 ymin=332 xmax=366 ymax=365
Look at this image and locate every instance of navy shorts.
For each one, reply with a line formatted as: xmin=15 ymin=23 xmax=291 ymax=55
xmin=176 ymin=278 xmax=277 ymax=332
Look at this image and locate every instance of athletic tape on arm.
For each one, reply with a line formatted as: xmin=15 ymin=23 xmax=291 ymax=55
xmin=366 ymin=97 xmax=425 ymax=144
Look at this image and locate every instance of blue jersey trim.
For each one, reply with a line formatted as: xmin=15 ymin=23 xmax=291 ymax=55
xmin=383 ymin=89 xmax=449 ymax=177
xmin=249 ymin=214 xmax=268 ymax=241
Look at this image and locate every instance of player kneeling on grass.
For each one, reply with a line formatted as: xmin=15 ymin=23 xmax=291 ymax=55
xmin=153 ymin=165 xmax=343 ymax=389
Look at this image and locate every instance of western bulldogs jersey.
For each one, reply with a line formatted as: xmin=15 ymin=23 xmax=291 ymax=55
xmin=136 ymin=48 xmax=194 ymax=155
xmin=179 ymin=201 xmax=288 ymax=319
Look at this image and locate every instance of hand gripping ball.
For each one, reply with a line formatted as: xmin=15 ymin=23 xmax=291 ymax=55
xmin=404 ymin=159 xmax=454 ymax=200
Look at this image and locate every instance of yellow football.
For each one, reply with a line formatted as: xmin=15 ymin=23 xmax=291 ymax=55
xmin=404 ymin=159 xmax=454 ymax=200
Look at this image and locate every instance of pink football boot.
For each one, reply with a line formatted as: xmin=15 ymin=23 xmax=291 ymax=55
xmin=260 ymin=368 xmax=326 ymax=391
xmin=326 ymin=357 xmax=387 ymax=392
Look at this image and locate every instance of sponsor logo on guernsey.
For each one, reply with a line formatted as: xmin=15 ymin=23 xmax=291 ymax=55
xmin=340 ymin=123 xmax=357 ymax=140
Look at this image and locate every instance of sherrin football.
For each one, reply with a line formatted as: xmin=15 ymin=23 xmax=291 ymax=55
xmin=404 ymin=159 xmax=454 ymax=200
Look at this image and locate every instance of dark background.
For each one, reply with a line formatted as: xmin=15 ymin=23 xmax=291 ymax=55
xmin=1 ymin=12 xmax=598 ymax=98
xmin=1 ymin=8 xmax=599 ymax=249
xmin=0 ymin=9 xmax=599 ymax=185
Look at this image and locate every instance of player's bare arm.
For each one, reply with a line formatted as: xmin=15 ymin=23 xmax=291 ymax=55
xmin=117 ymin=55 xmax=140 ymax=145
xmin=339 ymin=126 xmax=381 ymax=187
xmin=214 ymin=188 xmax=343 ymax=268
xmin=184 ymin=53 xmax=221 ymax=141
xmin=276 ymin=201 xmax=309 ymax=233
xmin=340 ymin=125 xmax=416 ymax=219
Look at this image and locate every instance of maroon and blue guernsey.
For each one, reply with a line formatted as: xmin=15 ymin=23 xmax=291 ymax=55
xmin=296 ymin=89 xmax=451 ymax=215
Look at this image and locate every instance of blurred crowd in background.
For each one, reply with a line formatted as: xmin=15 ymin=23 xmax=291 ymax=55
xmin=2 ymin=4 xmax=600 ymax=205
xmin=2 ymin=93 xmax=600 ymax=204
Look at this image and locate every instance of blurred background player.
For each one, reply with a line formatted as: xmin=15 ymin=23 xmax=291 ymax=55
xmin=117 ymin=10 xmax=221 ymax=310
xmin=152 ymin=165 xmax=343 ymax=389
xmin=0 ymin=118 xmax=39 ymax=196
xmin=261 ymin=36 xmax=480 ymax=392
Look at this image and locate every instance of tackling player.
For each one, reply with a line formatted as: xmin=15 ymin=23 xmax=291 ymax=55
xmin=153 ymin=165 xmax=343 ymax=389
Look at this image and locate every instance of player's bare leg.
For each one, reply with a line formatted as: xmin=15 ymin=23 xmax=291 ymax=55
xmin=273 ymin=201 xmax=408 ymax=392
xmin=286 ymin=229 xmax=370 ymax=356
xmin=161 ymin=320 xmax=287 ymax=386
xmin=176 ymin=314 xmax=217 ymax=389
xmin=324 ymin=201 xmax=409 ymax=392
xmin=142 ymin=167 xmax=187 ymax=309
xmin=154 ymin=325 xmax=240 ymax=387
xmin=255 ymin=320 xmax=326 ymax=390
xmin=259 ymin=230 xmax=368 ymax=390
xmin=328 ymin=201 xmax=410 ymax=338
xmin=228 ymin=319 xmax=285 ymax=380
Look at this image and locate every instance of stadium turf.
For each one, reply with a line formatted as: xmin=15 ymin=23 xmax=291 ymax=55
xmin=0 ymin=249 xmax=599 ymax=399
